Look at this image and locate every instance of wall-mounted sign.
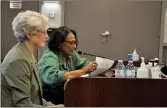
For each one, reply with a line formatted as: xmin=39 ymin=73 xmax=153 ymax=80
xmin=49 ymin=12 xmax=55 ymax=19
xmin=10 ymin=1 xmax=22 ymax=9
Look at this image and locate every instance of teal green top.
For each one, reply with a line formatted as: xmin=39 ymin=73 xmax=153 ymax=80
xmin=38 ymin=48 xmax=90 ymax=87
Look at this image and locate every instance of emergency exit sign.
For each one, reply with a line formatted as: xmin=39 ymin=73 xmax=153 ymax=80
xmin=10 ymin=1 xmax=22 ymax=9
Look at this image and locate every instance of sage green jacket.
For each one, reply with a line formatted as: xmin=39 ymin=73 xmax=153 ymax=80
xmin=38 ymin=49 xmax=90 ymax=87
xmin=1 ymin=43 xmax=53 ymax=107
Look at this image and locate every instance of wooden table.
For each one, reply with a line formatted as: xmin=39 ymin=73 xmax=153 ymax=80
xmin=64 ymin=77 xmax=167 ymax=107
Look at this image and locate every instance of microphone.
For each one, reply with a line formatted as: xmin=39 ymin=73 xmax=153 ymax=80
xmin=77 ymin=51 xmax=110 ymax=59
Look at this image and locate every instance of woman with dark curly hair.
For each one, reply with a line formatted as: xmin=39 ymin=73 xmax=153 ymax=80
xmin=38 ymin=26 xmax=98 ymax=104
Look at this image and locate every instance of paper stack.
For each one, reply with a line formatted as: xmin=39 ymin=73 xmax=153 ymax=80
xmin=89 ymin=57 xmax=115 ymax=76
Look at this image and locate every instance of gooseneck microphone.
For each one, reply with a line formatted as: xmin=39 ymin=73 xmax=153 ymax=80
xmin=78 ymin=51 xmax=96 ymax=56
xmin=77 ymin=51 xmax=111 ymax=59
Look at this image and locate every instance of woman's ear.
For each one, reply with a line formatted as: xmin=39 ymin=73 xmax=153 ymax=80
xmin=58 ymin=45 xmax=61 ymax=49
xmin=24 ymin=28 xmax=32 ymax=39
xmin=25 ymin=34 xmax=31 ymax=39
xmin=58 ymin=43 xmax=64 ymax=50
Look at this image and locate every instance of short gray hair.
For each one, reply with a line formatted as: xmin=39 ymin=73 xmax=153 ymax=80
xmin=12 ymin=10 xmax=49 ymax=42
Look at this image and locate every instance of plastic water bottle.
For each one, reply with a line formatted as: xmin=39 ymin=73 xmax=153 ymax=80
xmin=125 ymin=61 xmax=136 ymax=78
xmin=115 ymin=60 xmax=125 ymax=77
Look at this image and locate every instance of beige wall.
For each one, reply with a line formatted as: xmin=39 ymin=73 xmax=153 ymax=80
xmin=1 ymin=1 xmax=40 ymax=60
xmin=65 ymin=1 xmax=161 ymax=61
xmin=1 ymin=1 xmax=163 ymax=62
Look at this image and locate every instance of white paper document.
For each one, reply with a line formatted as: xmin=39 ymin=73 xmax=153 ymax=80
xmin=89 ymin=57 xmax=115 ymax=76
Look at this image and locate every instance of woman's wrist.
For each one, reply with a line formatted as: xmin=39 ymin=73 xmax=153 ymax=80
xmin=81 ymin=69 xmax=87 ymax=74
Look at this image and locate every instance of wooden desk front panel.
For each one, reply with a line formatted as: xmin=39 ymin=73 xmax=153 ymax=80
xmin=65 ymin=77 xmax=167 ymax=107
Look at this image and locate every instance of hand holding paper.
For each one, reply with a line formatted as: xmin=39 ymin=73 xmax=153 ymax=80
xmin=82 ymin=61 xmax=98 ymax=73
xmin=89 ymin=57 xmax=114 ymax=76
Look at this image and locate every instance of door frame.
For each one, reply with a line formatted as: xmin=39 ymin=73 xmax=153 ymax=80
xmin=37 ymin=0 xmax=65 ymax=62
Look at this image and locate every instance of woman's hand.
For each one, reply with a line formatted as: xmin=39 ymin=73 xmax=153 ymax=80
xmin=83 ymin=61 xmax=98 ymax=73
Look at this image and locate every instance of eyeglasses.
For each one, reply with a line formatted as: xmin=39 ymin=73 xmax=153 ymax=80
xmin=36 ymin=30 xmax=48 ymax=34
xmin=64 ymin=40 xmax=77 ymax=46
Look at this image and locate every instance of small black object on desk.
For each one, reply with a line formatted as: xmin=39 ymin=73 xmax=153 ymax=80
xmin=161 ymin=62 xmax=167 ymax=75
xmin=149 ymin=59 xmax=159 ymax=66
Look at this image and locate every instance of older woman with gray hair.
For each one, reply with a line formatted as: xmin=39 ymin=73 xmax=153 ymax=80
xmin=1 ymin=10 xmax=62 ymax=107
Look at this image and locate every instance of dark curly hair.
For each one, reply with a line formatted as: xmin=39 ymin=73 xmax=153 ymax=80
xmin=48 ymin=26 xmax=78 ymax=53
